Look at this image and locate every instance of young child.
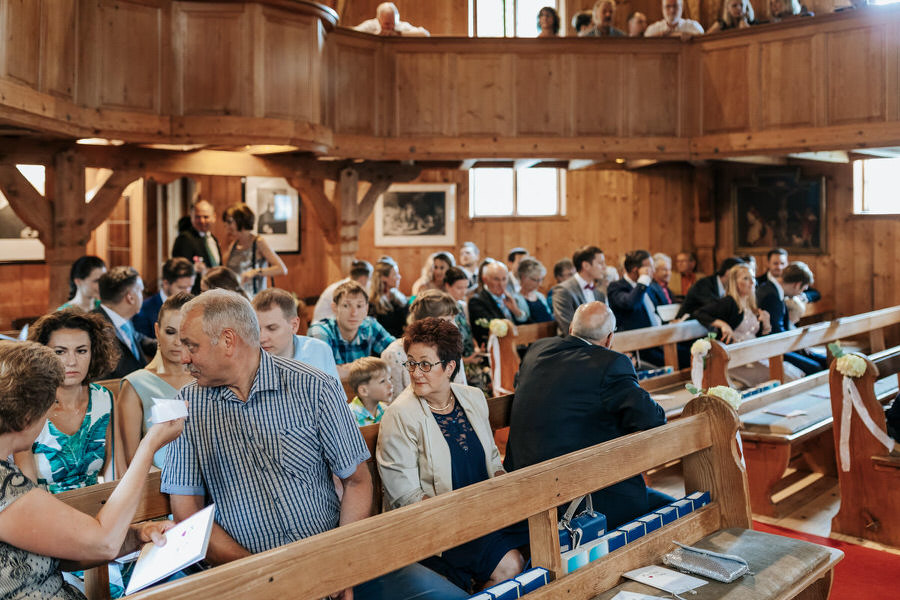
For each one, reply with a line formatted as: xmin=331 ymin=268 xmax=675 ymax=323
xmin=347 ymin=357 xmax=393 ymax=426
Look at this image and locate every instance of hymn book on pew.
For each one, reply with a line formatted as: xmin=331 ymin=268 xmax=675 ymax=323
xmin=125 ymin=504 xmax=216 ymax=595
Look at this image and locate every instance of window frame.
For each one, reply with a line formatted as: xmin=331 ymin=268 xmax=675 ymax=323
xmin=468 ymin=167 xmax=567 ymax=219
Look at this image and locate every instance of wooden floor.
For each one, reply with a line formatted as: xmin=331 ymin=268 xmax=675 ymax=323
xmin=648 ymin=463 xmax=900 ymax=556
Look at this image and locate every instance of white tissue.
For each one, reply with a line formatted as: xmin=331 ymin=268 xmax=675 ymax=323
xmin=150 ymin=398 xmax=188 ymax=424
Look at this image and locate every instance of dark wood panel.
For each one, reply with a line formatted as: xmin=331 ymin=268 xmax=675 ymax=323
xmin=41 ymin=0 xmax=76 ymax=99
xmin=758 ymin=37 xmax=815 ymax=130
xmin=99 ymin=0 xmax=161 ymax=112
xmin=826 ymin=26 xmax=886 ymax=125
xmin=627 ymin=53 xmax=680 ymax=137
xmin=702 ymin=46 xmax=750 ymax=133
xmin=2 ymin=0 xmax=41 ymax=86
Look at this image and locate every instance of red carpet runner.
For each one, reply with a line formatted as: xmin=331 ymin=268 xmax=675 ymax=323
xmin=753 ymin=521 xmax=900 ymax=599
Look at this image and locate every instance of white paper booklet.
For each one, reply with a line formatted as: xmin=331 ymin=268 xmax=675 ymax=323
xmin=125 ymin=504 xmax=216 ymax=595
xmin=622 ymin=565 xmax=707 ymax=594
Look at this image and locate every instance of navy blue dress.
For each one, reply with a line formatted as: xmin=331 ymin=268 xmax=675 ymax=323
xmin=525 ymin=297 xmax=554 ymax=324
xmin=420 ymin=401 xmax=529 ymax=592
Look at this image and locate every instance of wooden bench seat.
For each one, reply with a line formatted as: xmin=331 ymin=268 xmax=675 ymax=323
xmin=696 ymin=306 xmax=900 ymax=517
xmin=828 ymin=349 xmax=900 ymax=547
xmin=62 ymin=394 xmax=841 ymax=600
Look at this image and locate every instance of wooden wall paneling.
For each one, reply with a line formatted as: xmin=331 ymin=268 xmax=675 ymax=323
xmin=514 ymin=54 xmax=564 ymax=136
xmin=259 ymin=7 xmax=317 ymax=121
xmin=570 ymin=53 xmax=623 ymax=136
xmin=97 ymin=0 xmax=161 ymax=112
xmin=394 ymin=52 xmax=446 ymax=136
xmin=453 ymin=53 xmax=514 ymax=136
xmin=757 ymin=36 xmax=815 ymax=130
xmin=0 ymin=0 xmax=41 ymax=87
xmin=626 ymin=52 xmax=679 ymax=137
xmin=329 ymin=34 xmax=379 ymax=134
xmin=700 ymin=46 xmax=750 ymax=134
xmin=40 ymin=0 xmax=76 ymax=100
xmin=825 ymin=26 xmax=886 ymax=125
xmin=0 ymin=263 xmax=48 ymax=329
xmin=174 ymin=3 xmax=251 ymax=116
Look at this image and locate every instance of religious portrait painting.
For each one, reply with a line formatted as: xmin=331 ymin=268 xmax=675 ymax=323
xmin=734 ymin=169 xmax=826 ymax=254
xmin=243 ymin=177 xmax=301 ymax=253
xmin=0 ymin=193 xmax=44 ymax=262
xmin=375 ymin=183 xmax=456 ymax=247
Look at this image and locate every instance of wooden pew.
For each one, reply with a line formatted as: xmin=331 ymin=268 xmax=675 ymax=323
xmin=828 ymin=349 xmax=900 ymax=547
xmin=699 ymin=306 xmax=900 ymax=517
xmin=106 ymin=394 xmax=840 ymax=600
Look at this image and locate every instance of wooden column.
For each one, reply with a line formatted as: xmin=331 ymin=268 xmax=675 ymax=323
xmin=338 ymin=167 xmax=360 ymax=273
xmin=692 ymin=164 xmax=716 ymax=274
xmin=0 ymin=148 xmax=139 ymax=309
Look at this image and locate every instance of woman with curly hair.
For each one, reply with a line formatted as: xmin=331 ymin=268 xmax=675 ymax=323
xmin=411 ymin=251 xmax=455 ymax=297
xmin=19 ymin=309 xmax=122 ymax=492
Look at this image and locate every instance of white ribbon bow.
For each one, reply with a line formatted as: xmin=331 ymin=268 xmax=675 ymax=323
xmin=488 ymin=334 xmax=514 ymax=396
xmin=691 ymin=353 xmax=705 ymax=389
xmin=838 ymin=375 xmax=895 ymax=472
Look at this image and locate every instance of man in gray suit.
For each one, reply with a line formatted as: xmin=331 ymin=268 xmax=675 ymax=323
xmin=551 ymin=245 xmax=608 ymax=335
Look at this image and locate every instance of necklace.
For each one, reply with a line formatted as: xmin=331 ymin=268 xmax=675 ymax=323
xmin=425 ymin=393 xmax=454 ymax=413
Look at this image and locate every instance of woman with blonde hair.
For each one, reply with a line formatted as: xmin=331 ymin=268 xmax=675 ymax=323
xmin=368 ymin=258 xmax=408 ymax=337
xmin=708 ymin=0 xmax=755 ymax=32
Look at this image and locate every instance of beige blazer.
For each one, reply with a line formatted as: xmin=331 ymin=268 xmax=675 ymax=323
xmin=376 ymin=382 xmax=505 ymax=510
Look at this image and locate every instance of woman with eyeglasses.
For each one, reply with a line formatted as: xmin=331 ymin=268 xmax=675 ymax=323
xmin=376 ymin=318 xmax=527 ymax=593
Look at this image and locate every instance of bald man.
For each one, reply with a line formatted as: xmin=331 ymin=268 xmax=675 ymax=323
xmin=354 ymin=2 xmax=430 ymax=36
xmin=171 ymin=200 xmax=222 ymax=294
xmin=505 ymin=302 xmax=671 ymax=528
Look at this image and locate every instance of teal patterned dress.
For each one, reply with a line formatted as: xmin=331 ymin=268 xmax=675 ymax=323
xmin=32 ymin=383 xmax=112 ymax=494
xmin=31 ymin=383 xmax=127 ymax=597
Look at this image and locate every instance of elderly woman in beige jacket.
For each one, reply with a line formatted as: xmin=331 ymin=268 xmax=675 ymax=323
xmin=376 ymin=318 xmax=528 ymax=593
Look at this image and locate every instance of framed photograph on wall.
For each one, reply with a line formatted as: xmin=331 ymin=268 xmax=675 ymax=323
xmin=734 ymin=169 xmax=826 ymax=254
xmin=0 ymin=193 xmax=44 ymax=262
xmin=244 ymin=177 xmax=301 ymax=253
xmin=374 ymin=183 xmax=456 ymax=247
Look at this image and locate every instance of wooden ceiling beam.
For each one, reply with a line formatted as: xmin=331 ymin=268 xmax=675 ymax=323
xmin=0 ymin=164 xmax=52 ymax=243
xmin=288 ymin=176 xmax=338 ymax=245
xmin=85 ymin=169 xmax=142 ymax=232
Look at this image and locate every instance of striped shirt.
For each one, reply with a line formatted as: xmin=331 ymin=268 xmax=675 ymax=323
xmin=160 ymin=350 xmax=369 ymax=554
xmin=307 ymin=317 xmax=395 ymax=365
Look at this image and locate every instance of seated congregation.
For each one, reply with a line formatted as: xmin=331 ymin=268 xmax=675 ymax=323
xmin=2 ymin=204 xmax=883 ymax=600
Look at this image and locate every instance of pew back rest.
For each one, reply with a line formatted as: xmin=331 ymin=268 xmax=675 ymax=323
xmin=703 ymin=305 xmax=900 ymax=389
xmin=125 ymin=394 xmax=751 ymax=600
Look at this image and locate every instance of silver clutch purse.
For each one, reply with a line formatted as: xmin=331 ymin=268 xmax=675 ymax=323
xmin=662 ymin=541 xmax=751 ymax=583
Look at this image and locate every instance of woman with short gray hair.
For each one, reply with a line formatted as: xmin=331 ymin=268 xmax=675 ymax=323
xmin=517 ymin=258 xmax=553 ymax=324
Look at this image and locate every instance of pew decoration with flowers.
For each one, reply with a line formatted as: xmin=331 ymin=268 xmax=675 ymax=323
xmin=476 ymin=318 xmax=516 ymax=395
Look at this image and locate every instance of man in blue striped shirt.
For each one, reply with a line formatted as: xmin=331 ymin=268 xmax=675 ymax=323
xmin=161 ymin=290 xmax=465 ymax=599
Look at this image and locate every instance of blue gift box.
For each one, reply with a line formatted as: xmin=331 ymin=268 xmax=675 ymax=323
xmin=513 ymin=568 xmax=549 ymax=593
xmin=587 ymin=537 xmax=610 ymax=561
xmin=686 ymin=491 xmax=711 ymax=509
xmin=561 ymin=546 xmax=590 ymax=574
xmin=468 ymin=594 xmax=493 ymax=600
xmin=637 ymin=513 xmax=663 ymax=533
xmin=617 ymin=521 xmax=646 ymax=543
xmin=655 ymin=505 xmax=678 ymax=525
xmin=481 ymin=580 xmax=521 ymax=599
xmin=599 ymin=530 xmax=627 ymax=553
xmin=671 ymin=498 xmax=694 ymax=518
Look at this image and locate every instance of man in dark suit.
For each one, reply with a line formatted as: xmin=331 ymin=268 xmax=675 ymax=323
xmin=551 ymin=245 xmax=607 ymax=335
xmin=171 ymin=200 xmax=221 ymax=294
xmin=93 ymin=266 xmax=157 ymax=378
xmin=468 ymin=261 xmax=528 ymax=345
xmin=607 ymin=250 xmax=667 ymax=367
xmin=133 ymin=257 xmax=195 ymax=338
xmin=648 ymin=253 xmax=675 ymax=308
xmin=504 ymin=302 xmax=671 ymax=528
xmin=675 ymin=256 xmax=745 ymax=319
xmin=757 ymin=248 xmax=788 ymax=287
xmin=757 ymin=261 xmax=825 ymax=375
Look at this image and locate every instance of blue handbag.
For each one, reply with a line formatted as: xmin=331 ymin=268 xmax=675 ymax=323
xmin=558 ymin=494 xmax=607 ymax=552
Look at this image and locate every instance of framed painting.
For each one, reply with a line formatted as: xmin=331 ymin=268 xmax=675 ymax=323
xmin=374 ymin=183 xmax=456 ymax=247
xmin=0 ymin=193 xmax=43 ymax=262
xmin=244 ymin=176 xmax=301 ymax=253
xmin=733 ymin=169 xmax=826 ymax=254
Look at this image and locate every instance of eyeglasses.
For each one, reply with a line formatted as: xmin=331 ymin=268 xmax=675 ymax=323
xmin=402 ymin=360 xmax=445 ymax=373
